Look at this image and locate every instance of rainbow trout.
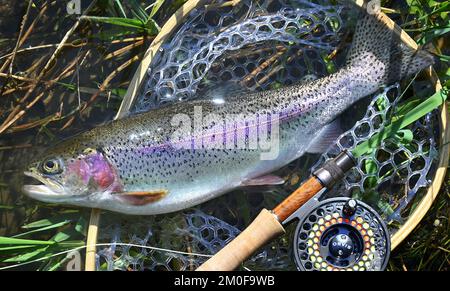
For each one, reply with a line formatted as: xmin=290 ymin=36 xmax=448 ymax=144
xmin=23 ymin=13 xmax=433 ymax=215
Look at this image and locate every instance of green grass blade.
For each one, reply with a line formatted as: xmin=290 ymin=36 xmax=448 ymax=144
xmin=22 ymin=213 xmax=78 ymax=229
xmin=150 ymin=0 xmax=165 ymax=18
xmin=435 ymin=54 xmax=450 ymax=63
xmin=113 ymin=0 xmax=127 ymax=18
xmin=14 ymin=220 xmax=72 ymax=238
xmin=94 ymin=28 xmax=141 ymax=41
xmin=51 ymin=232 xmax=71 ymax=243
xmin=81 ymin=16 xmax=145 ymax=31
xmin=0 ymin=245 xmax=38 ymax=252
xmin=129 ymin=0 xmax=150 ymax=22
xmin=419 ymin=25 xmax=450 ymax=45
xmin=0 ymin=205 xmax=14 ymax=210
xmin=46 ymin=256 xmax=71 ymax=271
xmin=0 ymin=237 xmax=55 ymax=246
xmin=406 ymin=1 xmax=450 ymax=20
xmin=3 ymin=246 xmax=50 ymax=263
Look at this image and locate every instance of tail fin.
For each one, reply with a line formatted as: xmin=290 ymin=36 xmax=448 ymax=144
xmin=345 ymin=12 xmax=434 ymax=85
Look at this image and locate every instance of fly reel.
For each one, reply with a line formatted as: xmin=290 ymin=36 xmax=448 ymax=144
xmin=292 ymin=197 xmax=390 ymax=271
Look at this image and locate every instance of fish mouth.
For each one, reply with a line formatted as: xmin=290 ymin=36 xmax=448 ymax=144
xmin=23 ymin=171 xmax=67 ymax=201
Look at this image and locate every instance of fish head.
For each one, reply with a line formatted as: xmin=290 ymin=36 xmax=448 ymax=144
xmin=23 ymin=140 xmax=121 ymax=204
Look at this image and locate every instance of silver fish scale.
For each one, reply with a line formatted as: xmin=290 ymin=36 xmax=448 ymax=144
xmin=133 ymin=0 xmax=347 ymax=113
xmin=100 ymin=68 xmax=358 ymax=193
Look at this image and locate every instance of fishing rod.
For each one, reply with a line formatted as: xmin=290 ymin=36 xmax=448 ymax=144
xmin=197 ymin=89 xmax=447 ymax=271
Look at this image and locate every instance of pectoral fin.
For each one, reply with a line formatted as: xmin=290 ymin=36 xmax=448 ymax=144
xmin=306 ymin=118 xmax=343 ymax=154
xmin=115 ymin=190 xmax=168 ymax=206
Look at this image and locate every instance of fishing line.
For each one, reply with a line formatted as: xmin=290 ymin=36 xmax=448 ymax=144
xmin=0 ymin=242 xmax=212 ymax=270
xmin=397 ymin=71 xmax=420 ymax=102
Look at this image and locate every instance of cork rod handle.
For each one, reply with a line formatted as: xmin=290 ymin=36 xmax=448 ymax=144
xmin=196 ymin=176 xmax=325 ymax=271
xmin=196 ymin=209 xmax=285 ymax=271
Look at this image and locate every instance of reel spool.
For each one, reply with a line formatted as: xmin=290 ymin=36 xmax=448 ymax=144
xmin=293 ymin=197 xmax=390 ymax=271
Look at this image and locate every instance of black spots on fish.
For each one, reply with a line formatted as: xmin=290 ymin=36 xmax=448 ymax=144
xmin=344 ymin=14 xmax=431 ymax=85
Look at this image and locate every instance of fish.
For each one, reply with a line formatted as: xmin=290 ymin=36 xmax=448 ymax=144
xmin=23 ymin=12 xmax=434 ymax=215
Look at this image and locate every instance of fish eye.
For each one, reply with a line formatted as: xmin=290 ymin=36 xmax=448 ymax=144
xmin=41 ymin=159 xmax=63 ymax=175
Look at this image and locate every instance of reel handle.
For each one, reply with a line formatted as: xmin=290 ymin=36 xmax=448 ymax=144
xmin=196 ymin=209 xmax=285 ymax=271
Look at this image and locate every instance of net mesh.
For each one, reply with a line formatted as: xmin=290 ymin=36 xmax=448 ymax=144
xmin=95 ymin=0 xmax=439 ymax=271
xmin=97 ymin=192 xmax=295 ymax=271
xmin=313 ymin=85 xmax=439 ymax=224
xmin=133 ymin=0 xmax=348 ymax=112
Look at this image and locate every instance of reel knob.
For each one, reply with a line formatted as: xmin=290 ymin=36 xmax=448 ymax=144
xmin=343 ymin=199 xmax=357 ymax=217
xmin=293 ymin=197 xmax=390 ymax=271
